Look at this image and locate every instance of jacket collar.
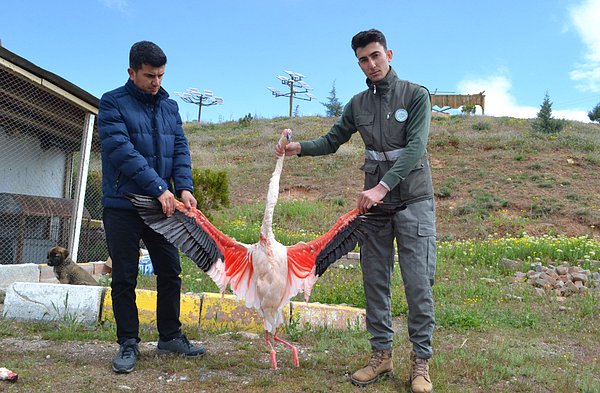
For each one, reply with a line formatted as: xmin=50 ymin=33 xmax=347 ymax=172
xmin=125 ymin=78 xmax=168 ymax=104
xmin=365 ymin=66 xmax=398 ymax=95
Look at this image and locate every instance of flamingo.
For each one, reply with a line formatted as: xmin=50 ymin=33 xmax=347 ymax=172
xmin=126 ymin=129 xmax=403 ymax=369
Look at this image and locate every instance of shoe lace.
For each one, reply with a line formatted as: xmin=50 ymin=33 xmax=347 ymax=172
xmin=412 ymin=357 xmax=430 ymax=379
xmin=367 ymin=350 xmax=387 ymax=368
xmin=119 ymin=344 xmax=137 ymax=359
xmin=178 ymin=335 xmax=192 ymax=349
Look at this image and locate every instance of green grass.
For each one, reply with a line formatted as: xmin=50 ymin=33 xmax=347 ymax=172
xmin=1 ymin=232 xmax=599 ymax=392
xmin=172 ymin=230 xmax=600 ymax=335
xmin=3 ymin=115 xmax=600 ymax=391
xmin=0 ymin=229 xmax=600 ymax=393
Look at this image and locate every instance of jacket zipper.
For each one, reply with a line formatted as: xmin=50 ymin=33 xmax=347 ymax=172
xmin=151 ymin=101 xmax=160 ymax=170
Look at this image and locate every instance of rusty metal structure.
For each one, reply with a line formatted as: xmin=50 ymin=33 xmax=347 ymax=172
xmin=430 ymin=91 xmax=485 ymax=115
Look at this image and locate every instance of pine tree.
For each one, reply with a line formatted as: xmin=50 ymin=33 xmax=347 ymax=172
xmin=532 ymin=92 xmax=564 ymax=133
xmin=321 ymin=80 xmax=343 ymax=117
xmin=588 ymin=102 xmax=600 ymax=123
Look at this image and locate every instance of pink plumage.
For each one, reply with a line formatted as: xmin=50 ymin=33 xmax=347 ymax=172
xmin=127 ymin=129 xmax=397 ymax=369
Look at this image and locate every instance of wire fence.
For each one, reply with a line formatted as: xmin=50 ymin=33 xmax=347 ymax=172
xmin=0 ymin=61 xmax=107 ymax=265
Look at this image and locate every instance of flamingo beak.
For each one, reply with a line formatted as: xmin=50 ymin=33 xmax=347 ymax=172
xmin=280 ymin=129 xmax=292 ymax=146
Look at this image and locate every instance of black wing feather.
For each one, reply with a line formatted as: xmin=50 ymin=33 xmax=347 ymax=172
xmin=125 ymin=193 xmax=223 ymax=271
xmin=314 ymin=203 xmax=405 ymax=276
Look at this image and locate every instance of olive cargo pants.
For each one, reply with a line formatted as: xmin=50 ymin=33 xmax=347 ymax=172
xmin=360 ymin=198 xmax=436 ymax=359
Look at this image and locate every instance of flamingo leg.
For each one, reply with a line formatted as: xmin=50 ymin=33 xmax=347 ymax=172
xmin=265 ymin=330 xmax=278 ymax=369
xmin=273 ymin=330 xmax=299 ymax=367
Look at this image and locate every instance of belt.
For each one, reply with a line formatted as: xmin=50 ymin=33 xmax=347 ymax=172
xmin=365 ymin=148 xmax=404 ymax=161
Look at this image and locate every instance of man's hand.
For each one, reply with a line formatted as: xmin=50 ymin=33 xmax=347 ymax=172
xmin=157 ymin=190 xmax=176 ymax=217
xmin=181 ymin=190 xmax=197 ymax=210
xmin=275 ymin=141 xmax=301 ymax=157
xmin=357 ymin=184 xmax=388 ymax=214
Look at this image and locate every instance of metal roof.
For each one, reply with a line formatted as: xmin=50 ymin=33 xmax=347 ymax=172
xmin=0 ymin=46 xmax=99 ymax=109
xmin=0 ymin=192 xmax=91 ymax=219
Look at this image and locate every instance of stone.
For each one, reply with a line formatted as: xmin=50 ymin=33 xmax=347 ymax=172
xmin=565 ymin=280 xmax=579 ymax=294
xmin=531 ymin=262 xmax=543 ymax=273
xmin=499 ymin=258 xmax=520 ymax=271
xmin=556 ymin=266 xmax=568 ymax=276
xmin=0 ymin=264 xmax=40 ymax=292
xmin=569 ymin=266 xmax=581 ymax=274
xmin=291 ymin=301 xmax=366 ymax=330
xmin=534 ymin=287 xmax=546 ymax=296
xmin=3 ymin=282 xmax=105 ymax=326
xmin=571 ymin=273 xmax=588 ymax=283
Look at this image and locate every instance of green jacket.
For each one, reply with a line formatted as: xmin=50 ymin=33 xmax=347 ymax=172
xmin=299 ymin=67 xmax=434 ymax=206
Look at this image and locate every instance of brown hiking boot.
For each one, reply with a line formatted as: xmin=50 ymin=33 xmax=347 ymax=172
xmin=410 ymin=351 xmax=433 ymax=393
xmin=350 ymin=348 xmax=393 ymax=387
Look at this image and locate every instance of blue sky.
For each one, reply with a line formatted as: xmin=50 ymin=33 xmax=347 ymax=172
xmin=1 ymin=0 xmax=599 ymax=123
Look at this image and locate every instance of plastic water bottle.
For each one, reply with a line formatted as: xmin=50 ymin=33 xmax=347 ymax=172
xmin=138 ymin=254 xmax=154 ymax=276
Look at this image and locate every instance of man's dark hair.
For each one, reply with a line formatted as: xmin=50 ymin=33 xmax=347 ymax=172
xmin=351 ymin=29 xmax=387 ymax=54
xmin=129 ymin=41 xmax=167 ymax=71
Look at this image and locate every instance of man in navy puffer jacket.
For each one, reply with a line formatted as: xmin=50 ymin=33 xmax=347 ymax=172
xmin=99 ymin=40 xmax=205 ymax=374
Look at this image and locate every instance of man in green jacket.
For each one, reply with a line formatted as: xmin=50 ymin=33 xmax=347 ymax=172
xmin=275 ymin=29 xmax=436 ymax=393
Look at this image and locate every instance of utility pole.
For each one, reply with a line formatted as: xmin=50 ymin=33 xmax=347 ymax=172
xmin=175 ymin=88 xmax=223 ymax=123
xmin=268 ymin=70 xmax=315 ymax=118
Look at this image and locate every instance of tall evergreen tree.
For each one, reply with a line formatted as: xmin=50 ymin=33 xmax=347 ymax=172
xmin=588 ymin=102 xmax=600 ymax=123
xmin=321 ymin=80 xmax=343 ymax=117
xmin=532 ymin=92 xmax=564 ymax=133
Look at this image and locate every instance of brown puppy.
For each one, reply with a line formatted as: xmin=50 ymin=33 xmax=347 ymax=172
xmin=46 ymin=246 xmax=98 ymax=286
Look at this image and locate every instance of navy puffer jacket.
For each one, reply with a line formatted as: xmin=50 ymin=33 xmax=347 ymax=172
xmin=98 ymin=79 xmax=194 ymax=210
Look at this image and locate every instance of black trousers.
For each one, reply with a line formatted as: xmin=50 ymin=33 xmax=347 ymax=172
xmin=103 ymin=208 xmax=182 ymax=344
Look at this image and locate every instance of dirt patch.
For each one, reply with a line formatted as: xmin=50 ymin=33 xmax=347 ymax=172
xmin=279 ymin=185 xmax=319 ymax=201
xmin=0 ymin=332 xmax=287 ymax=393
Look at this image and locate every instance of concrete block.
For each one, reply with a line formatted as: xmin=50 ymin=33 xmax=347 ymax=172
xmin=39 ymin=265 xmax=59 ymax=283
xmin=101 ymin=288 xmax=201 ymax=327
xmin=3 ymin=282 xmax=106 ymax=326
xmin=291 ymin=301 xmax=366 ymax=330
xmin=91 ymin=261 xmax=111 ymax=275
xmin=200 ymin=292 xmax=289 ymax=333
xmin=0 ymin=264 xmax=40 ymax=291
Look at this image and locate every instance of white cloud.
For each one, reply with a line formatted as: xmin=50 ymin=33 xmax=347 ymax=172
xmin=553 ymin=108 xmax=591 ymax=122
xmin=457 ymin=74 xmax=591 ymax=122
xmin=101 ymin=0 xmax=129 ymax=13
xmin=457 ymin=74 xmax=537 ymax=119
xmin=569 ymin=0 xmax=600 ymax=92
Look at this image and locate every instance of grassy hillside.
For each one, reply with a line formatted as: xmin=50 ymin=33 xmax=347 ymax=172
xmin=184 ymin=115 xmax=600 ymax=242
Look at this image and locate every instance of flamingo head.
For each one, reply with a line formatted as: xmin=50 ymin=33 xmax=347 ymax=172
xmin=278 ymin=129 xmax=292 ymax=148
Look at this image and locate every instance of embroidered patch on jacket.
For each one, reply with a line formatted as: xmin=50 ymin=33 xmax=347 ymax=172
xmin=394 ymin=108 xmax=408 ymax=122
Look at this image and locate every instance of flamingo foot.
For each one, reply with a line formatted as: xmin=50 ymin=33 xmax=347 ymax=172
xmin=270 ymin=349 xmax=278 ymax=369
xmin=291 ymin=346 xmax=299 ymax=368
xmin=265 ymin=331 xmax=278 ymax=369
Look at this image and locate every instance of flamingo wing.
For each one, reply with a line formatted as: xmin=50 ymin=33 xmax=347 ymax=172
xmin=126 ymin=193 xmax=254 ymax=297
xmin=286 ymin=203 xmax=404 ymax=300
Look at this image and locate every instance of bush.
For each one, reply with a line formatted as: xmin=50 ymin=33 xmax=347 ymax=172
xmin=472 ymin=121 xmax=491 ymax=131
xmin=191 ymin=168 xmax=230 ymax=213
xmin=238 ymin=113 xmax=253 ymax=127
xmin=84 ymin=170 xmax=103 ymax=220
xmin=588 ymin=103 xmax=600 ymax=123
xmin=461 ymin=104 xmax=476 ymax=115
